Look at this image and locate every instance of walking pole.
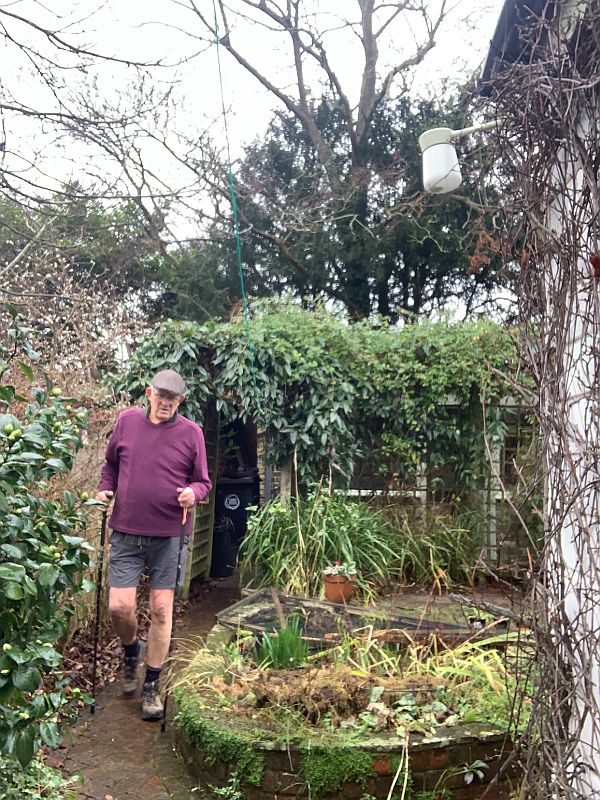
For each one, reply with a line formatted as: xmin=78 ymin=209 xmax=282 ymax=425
xmin=161 ymin=506 xmax=187 ymax=733
xmin=91 ymin=507 xmax=108 ymax=715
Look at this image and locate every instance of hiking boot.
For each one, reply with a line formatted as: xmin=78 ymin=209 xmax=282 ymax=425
xmin=122 ymin=640 xmax=146 ymax=696
xmin=141 ymin=680 xmax=163 ymax=721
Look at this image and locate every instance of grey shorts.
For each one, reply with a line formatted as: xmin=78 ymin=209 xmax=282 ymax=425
xmin=108 ymin=531 xmax=189 ymax=590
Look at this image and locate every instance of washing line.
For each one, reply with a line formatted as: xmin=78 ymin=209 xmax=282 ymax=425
xmin=211 ymin=2 xmax=262 ymax=421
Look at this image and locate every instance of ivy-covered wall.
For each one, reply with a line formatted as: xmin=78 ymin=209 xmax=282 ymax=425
xmin=114 ymin=301 xmax=525 ymax=492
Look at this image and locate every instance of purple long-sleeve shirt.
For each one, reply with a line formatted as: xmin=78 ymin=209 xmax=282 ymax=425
xmin=98 ymin=407 xmax=212 ymax=537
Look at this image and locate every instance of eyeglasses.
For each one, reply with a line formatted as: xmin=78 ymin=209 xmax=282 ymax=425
xmin=152 ymin=389 xmax=180 ymax=403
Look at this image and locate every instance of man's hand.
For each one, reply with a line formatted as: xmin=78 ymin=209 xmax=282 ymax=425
xmin=95 ymin=491 xmax=114 ymax=504
xmin=177 ymin=486 xmax=195 ymax=509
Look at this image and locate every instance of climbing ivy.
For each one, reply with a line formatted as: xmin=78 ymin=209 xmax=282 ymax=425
xmin=115 ymin=301 xmax=522 ymax=486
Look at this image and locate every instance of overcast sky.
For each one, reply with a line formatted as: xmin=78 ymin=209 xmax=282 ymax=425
xmin=94 ymin=0 xmax=507 ymax=148
xmin=2 ymin=0 xmax=506 ymax=210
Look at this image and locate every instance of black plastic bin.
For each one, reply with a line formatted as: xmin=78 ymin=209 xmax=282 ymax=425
xmin=210 ymin=520 xmax=235 ymax=578
xmin=214 ymin=470 xmax=260 ymax=557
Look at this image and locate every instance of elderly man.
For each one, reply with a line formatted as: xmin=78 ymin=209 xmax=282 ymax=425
xmin=96 ymin=369 xmax=212 ymax=720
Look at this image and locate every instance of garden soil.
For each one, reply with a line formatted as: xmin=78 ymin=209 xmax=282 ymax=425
xmin=48 ymin=578 xmax=521 ymax=800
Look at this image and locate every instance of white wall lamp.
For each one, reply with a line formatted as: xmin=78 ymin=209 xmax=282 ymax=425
xmin=418 ymin=120 xmax=500 ymax=195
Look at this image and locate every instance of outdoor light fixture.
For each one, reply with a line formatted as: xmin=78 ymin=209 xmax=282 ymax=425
xmin=418 ymin=120 xmax=500 ymax=195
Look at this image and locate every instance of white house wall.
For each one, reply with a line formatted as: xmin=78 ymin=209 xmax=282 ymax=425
xmin=545 ymin=112 xmax=600 ymax=793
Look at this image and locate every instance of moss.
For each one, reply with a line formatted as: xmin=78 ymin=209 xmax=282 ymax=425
xmin=390 ymin=753 xmax=404 ymax=774
xmin=175 ymin=689 xmax=265 ymax=786
xmin=301 ymin=746 xmax=373 ymax=795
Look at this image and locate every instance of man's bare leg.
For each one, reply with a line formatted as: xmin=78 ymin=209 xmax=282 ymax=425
xmin=108 ymin=587 xmax=138 ymax=645
xmin=108 ymin=587 xmax=142 ymax=695
xmin=146 ymin=588 xmax=175 ymax=669
xmin=141 ymin=588 xmax=175 ymax=721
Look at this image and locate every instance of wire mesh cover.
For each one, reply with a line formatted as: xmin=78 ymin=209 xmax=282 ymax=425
xmin=216 ymin=588 xmax=468 ymax=643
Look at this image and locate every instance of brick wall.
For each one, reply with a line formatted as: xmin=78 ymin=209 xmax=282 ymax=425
xmin=176 ymin=722 xmax=520 ymax=799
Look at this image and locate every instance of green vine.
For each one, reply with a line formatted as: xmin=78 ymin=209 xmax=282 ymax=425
xmin=115 ymin=300 xmax=523 ymax=488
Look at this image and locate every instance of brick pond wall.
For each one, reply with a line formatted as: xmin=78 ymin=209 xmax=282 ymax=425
xmin=176 ymin=722 xmax=519 ymax=799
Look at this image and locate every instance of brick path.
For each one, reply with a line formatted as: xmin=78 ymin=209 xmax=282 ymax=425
xmin=52 ymin=576 xmax=240 ymax=800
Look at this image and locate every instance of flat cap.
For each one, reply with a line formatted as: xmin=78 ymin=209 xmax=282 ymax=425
xmin=151 ymin=369 xmax=187 ymax=396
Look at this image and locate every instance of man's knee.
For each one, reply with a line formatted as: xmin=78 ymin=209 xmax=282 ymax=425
xmin=149 ymin=592 xmax=174 ymax=625
xmin=108 ymin=590 xmax=136 ymax=620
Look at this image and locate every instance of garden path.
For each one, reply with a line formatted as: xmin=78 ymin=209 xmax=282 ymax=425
xmin=50 ymin=575 xmax=240 ymax=800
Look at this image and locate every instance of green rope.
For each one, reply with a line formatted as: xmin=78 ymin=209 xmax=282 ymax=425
xmin=211 ymin=3 xmax=261 ymax=419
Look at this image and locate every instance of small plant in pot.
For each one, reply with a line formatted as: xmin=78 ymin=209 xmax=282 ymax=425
xmin=323 ymin=561 xmax=357 ymax=604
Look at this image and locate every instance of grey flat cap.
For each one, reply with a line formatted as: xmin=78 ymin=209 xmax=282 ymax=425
xmin=151 ymin=369 xmax=187 ymax=396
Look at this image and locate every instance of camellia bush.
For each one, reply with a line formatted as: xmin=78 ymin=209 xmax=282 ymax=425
xmin=0 ymin=307 xmax=92 ymax=767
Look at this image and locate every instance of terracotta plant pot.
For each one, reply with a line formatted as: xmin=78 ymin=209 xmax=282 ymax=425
xmin=323 ymin=573 xmax=356 ymax=604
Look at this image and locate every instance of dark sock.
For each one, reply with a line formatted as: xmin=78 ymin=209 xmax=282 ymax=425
xmin=123 ymin=639 xmax=139 ymax=659
xmin=144 ymin=666 xmax=161 ymax=686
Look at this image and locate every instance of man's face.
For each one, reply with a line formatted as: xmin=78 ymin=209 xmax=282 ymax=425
xmin=146 ymin=386 xmax=183 ymax=423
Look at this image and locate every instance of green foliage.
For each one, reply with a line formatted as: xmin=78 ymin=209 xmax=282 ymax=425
xmin=324 ymin=683 xmax=452 ymax=738
xmin=254 ymin=617 xmax=309 ymax=669
xmin=0 ymin=306 xmax=92 ymax=765
xmin=112 ymin=318 xmax=213 ymax=425
xmin=402 ymin=634 xmax=533 ymax=737
xmin=174 ymin=631 xmax=529 ymax=795
xmin=323 ymin=561 xmax=357 ymax=578
xmin=240 ymin=488 xmax=397 ymax=598
xmin=209 ymin=777 xmax=245 ymax=799
xmin=301 ymin=747 xmax=373 ymax=794
xmin=213 ymin=303 xmax=360 ymax=478
xmin=177 ymin=630 xmax=530 ymax=741
xmin=382 ymin=508 xmax=485 ymax=588
xmin=147 ymin=243 xmax=238 ymax=324
xmin=115 ymin=302 xmax=522 ymax=488
xmin=196 ymin=94 xmax=507 ymax=321
xmin=353 ymin=312 xmax=519 ymax=486
xmin=320 ymin=632 xmax=531 ymax=737
xmin=0 ymin=193 xmax=165 ymax=300
xmin=409 ymin=760 xmax=488 ymax=799
xmin=0 ymin=753 xmax=82 ymax=799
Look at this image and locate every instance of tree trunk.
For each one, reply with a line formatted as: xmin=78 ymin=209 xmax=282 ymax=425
xmin=339 ymin=187 xmax=371 ymax=318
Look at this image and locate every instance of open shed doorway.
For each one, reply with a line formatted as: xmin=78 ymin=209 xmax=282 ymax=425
xmin=216 ymin=417 xmax=260 ymax=541
xmin=182 ymin=406 xmax=261 ymax=596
